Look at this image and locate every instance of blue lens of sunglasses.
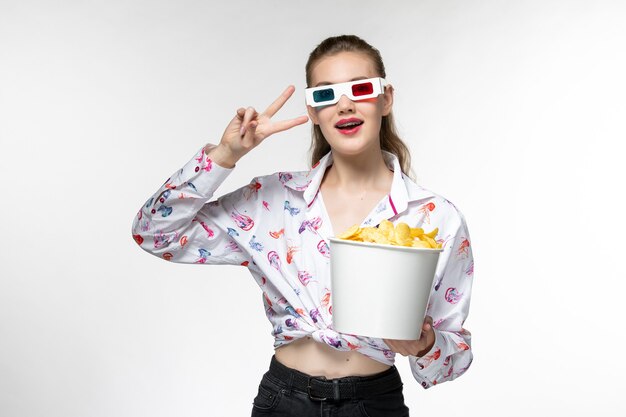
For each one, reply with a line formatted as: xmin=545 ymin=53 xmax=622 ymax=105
xmin=313 ymin=88 xmax=335 ymax=103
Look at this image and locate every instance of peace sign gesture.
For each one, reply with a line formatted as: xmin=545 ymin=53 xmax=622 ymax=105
xmin=207 ymin=85 xmax=309 ymax=168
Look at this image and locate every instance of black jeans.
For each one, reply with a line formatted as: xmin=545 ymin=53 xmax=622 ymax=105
xmin=251 ymin=356 xmax=410 ymax=417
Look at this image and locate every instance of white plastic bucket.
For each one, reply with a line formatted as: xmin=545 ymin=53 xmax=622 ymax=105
xmin=329 ymin=237 xmax=443 ymax=340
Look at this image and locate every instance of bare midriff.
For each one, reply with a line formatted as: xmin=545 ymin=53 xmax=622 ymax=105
xmin=274 ymin=336 xmax=390 ymax=378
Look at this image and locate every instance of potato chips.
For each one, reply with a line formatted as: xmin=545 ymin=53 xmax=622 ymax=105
xmin=337 ymin=220 xmax=442 ymax=249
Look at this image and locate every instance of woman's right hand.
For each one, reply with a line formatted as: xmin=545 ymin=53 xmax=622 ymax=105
xmin=207 ymin=85 xmax=309 ymax=168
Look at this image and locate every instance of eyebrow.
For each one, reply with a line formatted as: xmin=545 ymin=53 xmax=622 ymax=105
xmin=314 ymin=76 xmax=368 ymax=87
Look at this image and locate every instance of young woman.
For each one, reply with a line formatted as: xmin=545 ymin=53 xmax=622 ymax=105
xmin=132 ymin=35 xmax=474 ymax=416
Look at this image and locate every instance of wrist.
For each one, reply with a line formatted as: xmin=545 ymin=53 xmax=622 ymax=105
xmin=416 ymin=340 xmax=435 ymax=357
xmin=206 ymin=144 xmax=238 ymax=169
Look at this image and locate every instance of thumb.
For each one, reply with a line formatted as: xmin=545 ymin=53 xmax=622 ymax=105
xmin=423 ymin=316 xmax=433 ymax=331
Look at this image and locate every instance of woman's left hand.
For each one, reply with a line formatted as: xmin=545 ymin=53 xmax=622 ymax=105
xmin=383 ymin=315 xmax=436 ymax=357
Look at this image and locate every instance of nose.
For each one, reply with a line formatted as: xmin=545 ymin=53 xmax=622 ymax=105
xmin=336 ymin=94 xmax=355 ymax=114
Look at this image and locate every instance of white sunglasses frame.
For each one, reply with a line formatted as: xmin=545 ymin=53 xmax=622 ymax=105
xmin=305 ymin=77 xmax=388 ymax=108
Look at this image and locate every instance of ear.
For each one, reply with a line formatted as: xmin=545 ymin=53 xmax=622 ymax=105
xmin=382 ymin=84 xmax=394 ymax=116
xmin=306 ymin=105 xmax=320 ymax=125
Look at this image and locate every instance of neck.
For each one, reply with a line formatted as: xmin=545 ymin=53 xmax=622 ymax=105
xmin=324 ymin=149 xmax=393 ymax=197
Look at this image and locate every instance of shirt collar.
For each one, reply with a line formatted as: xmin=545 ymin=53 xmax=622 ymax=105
xmin=282 ymin=151 xmax=435 ymax=212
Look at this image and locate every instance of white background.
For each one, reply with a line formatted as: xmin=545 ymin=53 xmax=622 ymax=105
xmin=1 ymin=0 xmax=625 ymax=416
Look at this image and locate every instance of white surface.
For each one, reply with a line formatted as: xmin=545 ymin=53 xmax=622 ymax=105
xmin=1 ymin=0 xmax=625 ymax=416
xmin=330 ymin=238 xmax=441 ymax=340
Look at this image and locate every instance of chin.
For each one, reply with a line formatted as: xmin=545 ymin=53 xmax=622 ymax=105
xmin=328 ymin=138 xmax=378 ymax=156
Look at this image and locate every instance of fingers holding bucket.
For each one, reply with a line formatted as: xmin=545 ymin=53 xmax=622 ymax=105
xmin=383 ymin=315 xmax=436 ymax=357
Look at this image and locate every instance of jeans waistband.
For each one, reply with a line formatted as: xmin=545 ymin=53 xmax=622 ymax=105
xmin=267 ymin=355 xmax=402 ymax=402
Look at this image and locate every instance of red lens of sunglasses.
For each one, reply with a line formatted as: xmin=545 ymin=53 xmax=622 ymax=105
xmin=351 ymin=82 xmax=374 ymax=96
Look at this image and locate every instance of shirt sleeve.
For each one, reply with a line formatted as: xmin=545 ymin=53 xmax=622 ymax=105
xmin=409 ymin=209 xmax=474 ymax=389
xmin=131 ymin=144 xmax=253 ymax=266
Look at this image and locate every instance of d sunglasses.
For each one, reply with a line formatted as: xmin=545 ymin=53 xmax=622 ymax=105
xmin=305 ymin=77 xmax=388 ymax=108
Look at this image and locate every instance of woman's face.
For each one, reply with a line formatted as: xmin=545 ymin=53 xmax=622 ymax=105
xmin=307 ymin=51 xmax=394 ymax=158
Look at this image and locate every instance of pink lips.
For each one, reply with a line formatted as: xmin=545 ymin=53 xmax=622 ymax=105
xmin=335 ymin=118 xmax=363 ymax=135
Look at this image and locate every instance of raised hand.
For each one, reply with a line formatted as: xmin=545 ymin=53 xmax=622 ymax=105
xmin=208 ymin=85 xmax=309 ymax=168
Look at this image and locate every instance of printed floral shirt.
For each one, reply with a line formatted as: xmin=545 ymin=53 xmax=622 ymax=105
xmin=132 ymin=145 xmax=474 ymax=389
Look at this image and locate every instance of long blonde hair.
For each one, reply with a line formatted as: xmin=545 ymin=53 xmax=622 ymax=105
xmin=306 ymin=35 xmax=412 ymax=174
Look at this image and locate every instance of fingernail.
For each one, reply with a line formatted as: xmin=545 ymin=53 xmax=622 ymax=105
xmin=240 ymin=125 xmax=245 ymax=136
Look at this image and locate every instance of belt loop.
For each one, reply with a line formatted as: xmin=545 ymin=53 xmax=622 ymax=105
xmin=333 ymin=379 xmax=340 ymax=401
xmin=287 ymin=367 xmax=294 ymax=393
xmin=351 ymin=379 xmax=357 ymax=400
